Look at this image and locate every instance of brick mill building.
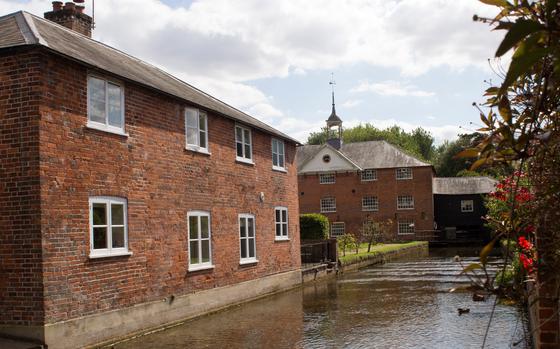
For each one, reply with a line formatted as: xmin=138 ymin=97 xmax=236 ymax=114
xmin=296 ymin=96 xmax=435 ymax=240
xmin=0 ymin=4 xmax=301 ymax=348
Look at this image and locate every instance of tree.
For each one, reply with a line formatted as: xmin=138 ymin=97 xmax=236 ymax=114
xmin=361 ymin=219 xmax=393 ymax=252
xmin=307 ymin=123 xmax=436 ymax=162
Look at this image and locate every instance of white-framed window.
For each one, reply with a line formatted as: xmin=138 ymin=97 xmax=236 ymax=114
xmin=397 ymin=195 xmax=414 ymax=210
xmin=320 ymin=197 xmax=336 ymax=213
xmin=87 ymin=76 xmax=125 ymax=135
xmin=89 ymin=197 xmax=130 ymax=258
xmin=235 ymin=125 xmax=253 ymax=163
xmin=461 ymin=200 xmax=474 ymax=213
xmin=239 ymin=214 xmax=257 ymax=264
xmin=331 ymin=222 xmax=346 ymax=237
xmin=272 ymin=138 xmax=286 ymax=171
xmin=361 ymin=169 xmax=377 ymax=181
xmin=362 ymin=196 xmax=379 ymax=211
xmin=398 ymin=219 xmax=415 ymax=235
xmin=185 ymin=108 xmax=208 ymax=153
xmin=319 ymin=173 xmax=336 ymax=184
xmin=275 ymin=207 xmax=288 ymax=240
xmin=187 ymin=211 xmax=213 ymax=271
xmin=396 ymin=167 xmax=413 ymax=180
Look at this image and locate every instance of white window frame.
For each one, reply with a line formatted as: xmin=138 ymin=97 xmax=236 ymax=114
xmin=398 ymin=219 xmax=415 ymax=235
xmin=274 ymin=207 xmax=289 ymax=240
xmin=239 ymin=214 xmax=258 ymax=264
xmin=272 ymin=138 xmax=286 ymax=172
xmin=362 ymin=196 xmax=379 ymax=211
xmin=331 ymin=222 xmax=346 ymax=237
xmin=319 ymin=173 xmax=336 ymax=184
xmin=235 ymin=125 xmax=253 ymax=164
xmin=187 ymin=211 xmax=214 ymax=271
xmin=361 ymin=169 xmax=377 ymax=181
xmin=396 ymin=168 xmax=413 ymax=180
xmin=397 ymin=195 xmax=415 ymax=210
xmin=87 ymin=75 xmax=127 ymax=136
xmin=320 ymin=197 xmax=336 ymax=213
xmin=461 ymin=200 xmax=474 ymax=213
xmin=185 ymin=108 xmax=209 ymax=154
xmin=89 ymin=196 xmax=131 ymax=258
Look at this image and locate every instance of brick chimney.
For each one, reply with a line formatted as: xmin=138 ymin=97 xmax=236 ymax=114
xmin=44 ymin=1 xmax=93 ymax=37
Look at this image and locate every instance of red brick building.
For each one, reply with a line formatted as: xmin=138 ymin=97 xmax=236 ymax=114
xmin=0 ymin=5 xmax=300 ymax=348
xmin=296 ymin=101 xmax=435 ymax=240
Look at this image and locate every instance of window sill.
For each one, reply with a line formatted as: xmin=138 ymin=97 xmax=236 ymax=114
xmin=320 ymin=211 xmax=336 ymax=214
xmin=188 ymin=264 xmax=215 ymax=272
xmin=185 ymin=146 xmax=211 ymax=156
xmin=362 ymin=209 xmax=379 ymax=212
xmin=275 ymin=237 xmax=290 ymax=242
xmin=272 ymin=166 xmax=287 ymax=173
xmin=89 ymin=251 xmax=133 ymax=259
xmin=397 ymin=233 xmax=415 ymax=236
xmin=239 ymin=259 xmax=258 ymax=265
xmin=361 ymin=179 xmax=378 ymax=182
xmin=236 ymin=157 xmax=255 ymax=166
xmin=86 ymin=122 xmax=129 ymax=137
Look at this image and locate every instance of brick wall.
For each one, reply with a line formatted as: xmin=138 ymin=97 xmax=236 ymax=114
xmin=0 ymin=48 xmax=44 ymax=326
xmin=298 ymin=166 xmax=434 ymax=240
xmin=3 ymin=47 xmax=300 ymax=325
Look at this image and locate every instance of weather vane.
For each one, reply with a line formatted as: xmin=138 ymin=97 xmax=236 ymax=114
xmin=329 ymin=73 xmax=336 ymax=93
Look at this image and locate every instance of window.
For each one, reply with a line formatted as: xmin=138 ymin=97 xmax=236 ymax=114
xmin=275 ymin=207 xmax=288 ymax=240
xmin=272 ymin=138 xmax=285 ymax=171
xmin=398 ymin=219 xmax=415 ymax=235
xmin=185 ymin=108 xmax=208 ymax=152
xmin=396 ymin=167 xmax=413 ymax=180
xmin=362 ymin=196 xmax=379 ymax=211
xmin=397 ymin=195 xmax=414 ymax=210
xmin=319 ymin=173 xmax=336 ymax=184
xmin=461 ymin=200 xmax=474 ymax=212
xmin=331 ymin=222 xmax=345 ymax=237
xmin=89 ymin=197 xmax=130 ymax=258
xmin=361 ymin=169 xmax=377 ymax=181
xmin=187 ymin=211 xmax=213 ymax=271
xmin=235 ymin=125 xmax=252 ymax=163
xmin=320 ymin=197 xmax=336 ymax=213
xmin=87 ymin=76 xmax=125 ymax=134
xmin=239 ymin=214 xmax=257 ymax=264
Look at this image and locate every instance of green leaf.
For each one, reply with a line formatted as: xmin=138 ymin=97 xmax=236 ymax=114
xmin=498 ymin=96 xmax=512 ymax=124
xmin=454 ymin=148 xmax=479 ymax=159
xmin=500 ymin=47 xmax=550 ymax=94
xmin=470 ymin=158 xmax=487 ymax=170
xmin=479 ymin=0 xmax=508 ymax=6
xmin=480 ymin=238 xmax=497 ymax=266
xmin=495 ymin=19 xmax=545 ymax=57
xmin=461 ymin=263 xmax=483 ymax=274
xmin=484 ymin=87 xmax=499 ymax=96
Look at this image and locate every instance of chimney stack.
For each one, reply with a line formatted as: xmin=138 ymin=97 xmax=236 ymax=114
xmin=44 ymin=1 xmax=93 ymax=38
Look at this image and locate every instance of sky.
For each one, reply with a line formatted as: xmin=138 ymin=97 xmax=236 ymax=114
xmin=0 ymin=0 xmax=506 ymax=144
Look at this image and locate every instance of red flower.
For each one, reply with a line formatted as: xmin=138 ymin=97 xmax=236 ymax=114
xmin=518 ymin=236 xmax=533 ymax=251
xmin=519 ymin=253 xmax=534 ymax=272
xmin=524 ymin=225 xmax=535 ymax=234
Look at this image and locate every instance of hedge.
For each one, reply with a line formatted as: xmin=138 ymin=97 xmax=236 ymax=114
xmin=300 ymin=213 xmax=330 ymax=240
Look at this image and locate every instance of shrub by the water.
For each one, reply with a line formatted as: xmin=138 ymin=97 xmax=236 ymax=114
xmin=300 ymin=214 xmax=330 ymax=240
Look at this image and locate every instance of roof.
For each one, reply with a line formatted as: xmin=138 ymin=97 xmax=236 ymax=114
xmin=0 ymin=11 xmax=299 ymax=144
xmin=296 ymin=140 xmax=431 ymax=172
xmin=432 ymin=177 xmax=498 ymax=195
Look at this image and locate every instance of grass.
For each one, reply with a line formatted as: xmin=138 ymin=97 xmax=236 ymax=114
xmin=338 ymin=241 xmax=426 ymax=265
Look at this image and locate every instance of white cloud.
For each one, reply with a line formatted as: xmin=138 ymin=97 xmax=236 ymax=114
xmin=351 ymin=80 xmax=435 ymax=97
xmin=341 ymin=99 xmax=362 ymax=108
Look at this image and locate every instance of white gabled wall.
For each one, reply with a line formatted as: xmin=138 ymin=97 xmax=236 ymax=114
xmin=299 ymin=146 xmax=359 ymax=174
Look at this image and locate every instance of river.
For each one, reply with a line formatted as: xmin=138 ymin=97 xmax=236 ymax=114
xmin=113 ymin=248 xmax=529 ymax=349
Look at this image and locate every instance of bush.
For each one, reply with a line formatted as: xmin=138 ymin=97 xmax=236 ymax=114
xmin=338 ymin=234 xmax=357 ymax=256
xmin=300 ymin=214 xmax=330 ymax=240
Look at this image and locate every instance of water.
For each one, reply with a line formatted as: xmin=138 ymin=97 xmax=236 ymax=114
xmin=114 ymin=249 xmax=529 ymax=349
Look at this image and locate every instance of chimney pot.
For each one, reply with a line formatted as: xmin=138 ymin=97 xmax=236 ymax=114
xmin=64 ymin=2 xmax=75 ymax=11
xmin=52 ymin=1 xmax=63 ymax=11
xmin=75 ymin=5 xmax=85 ymax=14
xmin=73 ymin=0 xmax=85 ymax=3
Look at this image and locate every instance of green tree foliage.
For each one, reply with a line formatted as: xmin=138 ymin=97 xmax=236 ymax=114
xmin=299 ymin=214 xmax=330 ymax=240
xmin=307 ymin=124 xmax=436 ymax=162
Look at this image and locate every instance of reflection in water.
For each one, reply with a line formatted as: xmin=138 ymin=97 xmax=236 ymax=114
xmin=114 ymin=249 xmax=528 ymax=349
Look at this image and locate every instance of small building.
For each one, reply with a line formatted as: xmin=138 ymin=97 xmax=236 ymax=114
xmin=433 ymin=177 xmax=497 ymax=240
xmin=0 ymin=4 xmax=300 ymax=348
xmin=296 ymin=94 xmax=435 ymax=240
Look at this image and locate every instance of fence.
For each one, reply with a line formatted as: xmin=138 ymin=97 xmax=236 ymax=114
xmin=300 ymin=239 xmax=338 ymax=268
